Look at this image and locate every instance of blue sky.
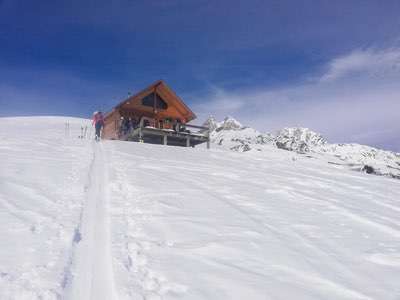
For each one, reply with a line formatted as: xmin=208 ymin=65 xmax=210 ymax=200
xmin=1 ymin=0 xmax=400 ymax=151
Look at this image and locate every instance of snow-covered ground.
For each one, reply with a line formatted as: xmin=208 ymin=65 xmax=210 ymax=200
xmin=1 ymin=117 xmax=400 ymax=299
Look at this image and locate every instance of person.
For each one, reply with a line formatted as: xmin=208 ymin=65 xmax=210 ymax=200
xmin=118 ymin=116 xmax=125 ymax=137
xmin=173 ymin=119 xmax=181 ymax=132
xmin=92 ymin=111 xmax=104 ymax=141
xmin=120 ymin=117 xmax=129 ymax=135
xmin=131 ymin=116 xmax=139 ymax=129
xmin=127 ymin=117 xmax=133 ymax=132
xmin=180 ymin=119 xmax=190 ymax=133
xmin=143 ymin=117 xmax=151 ymax=127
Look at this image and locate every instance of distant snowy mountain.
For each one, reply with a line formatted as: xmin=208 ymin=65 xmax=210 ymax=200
xmin=275 ymin=127 xmax=327 ymax=153
xmin=201 ymin=116 xmax=220 ymax=132
xmin=204 ymin=116 xmax=400 ymax=179
xmin=204 ymin=116 xmax=274 ymax=152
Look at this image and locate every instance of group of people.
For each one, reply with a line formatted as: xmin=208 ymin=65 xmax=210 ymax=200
xmin=119 ymin=116 xmax=190 ymax=136
xmin=119 ymin=116 xmax=139 ymax=136
xmin=172 ymin=118 xmax=190 ymax=133
xmin=91 ymin=111 xmax=191 ymax=141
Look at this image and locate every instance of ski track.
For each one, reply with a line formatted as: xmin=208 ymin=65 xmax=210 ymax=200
xmin=63 ymin=142 xmax=117 ymax=300
xmin=2 ymin=117 xmax=400 ymax=299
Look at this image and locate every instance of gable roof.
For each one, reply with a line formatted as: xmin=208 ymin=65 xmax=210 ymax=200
xmin=113 ymin=80 xmax=196 ymax=122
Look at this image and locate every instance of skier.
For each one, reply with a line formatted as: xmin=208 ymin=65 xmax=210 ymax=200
xmin=92 ymin=111 xmax=104 ymax=141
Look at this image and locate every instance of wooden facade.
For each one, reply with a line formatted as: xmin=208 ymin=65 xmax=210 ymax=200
xmin=103 ymin=80 xmax=210 ymax=148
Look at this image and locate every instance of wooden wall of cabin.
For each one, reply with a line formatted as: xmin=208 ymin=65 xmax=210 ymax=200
xmin=117 ymin=89 xmax=194 ymax=124
xmin=119 ymin=104 xmax=190 ymax=123
xmin=103 ymin=109 xmax=121 ymax=139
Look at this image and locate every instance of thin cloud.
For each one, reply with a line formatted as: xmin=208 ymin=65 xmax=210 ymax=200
xmin=320 ymin=48 xmax=400 ymax=82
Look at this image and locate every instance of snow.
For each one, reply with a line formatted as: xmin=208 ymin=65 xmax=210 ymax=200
xmin=316 ymin=143 xmax=400 ymax=177
xmin=1 ymin=116 xmax=400 ymax=299
xmin=275 ymin=127 xmax=327 ymax=153
xmin=204 ymin=116 xmax=400 ymax=179
xmin=0 ymin=117 xmax=92 ymax=299
xmin=63 ymin=144 xmax=118 ymax=300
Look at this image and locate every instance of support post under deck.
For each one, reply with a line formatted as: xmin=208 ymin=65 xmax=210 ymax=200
xmin=163 ymin=134 xmax=167 ymax=145
xmin=186 ymin=136 xmax=190 ymax=147
xmin=139 ymin=127 xmax=143 ymax=142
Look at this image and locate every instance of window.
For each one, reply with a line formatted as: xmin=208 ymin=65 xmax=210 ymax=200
xmin=142 ymin=92 xmax=168 ymax=110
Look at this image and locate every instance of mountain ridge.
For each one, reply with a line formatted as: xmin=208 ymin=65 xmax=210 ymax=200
xmin=203 ymin=116 xmax=400 ymax=179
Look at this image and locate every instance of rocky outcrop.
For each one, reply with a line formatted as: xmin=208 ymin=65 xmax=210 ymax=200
xmin=275 ymin=127 xmax=327 ymax=154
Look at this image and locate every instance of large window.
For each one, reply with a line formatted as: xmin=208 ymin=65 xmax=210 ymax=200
xmin=142 ymin=92 xmax=168 ymax=110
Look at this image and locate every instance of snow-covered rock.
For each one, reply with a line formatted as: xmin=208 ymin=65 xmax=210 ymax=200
xmin=201 ymin=116 xmax=220 ymax=132
xmin=275 ymin=127 xmax=327 ymax=153
xmin=316 ymin=143 xmax=400 ymax=179
xmin=204 ymin=116 xmax=274 ymax=152
xmin=217 ymin=116 xmax=243 ymax=131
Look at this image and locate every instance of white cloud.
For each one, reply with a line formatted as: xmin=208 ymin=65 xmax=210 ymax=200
xmin=194 ymin=47 xmax=400 ymax=152
xmin=320 ymin=48 xmax=400 ymax=82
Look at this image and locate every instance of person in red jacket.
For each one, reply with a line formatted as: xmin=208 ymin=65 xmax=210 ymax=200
xmin=92 ymin=111 xmax=104 ymax=141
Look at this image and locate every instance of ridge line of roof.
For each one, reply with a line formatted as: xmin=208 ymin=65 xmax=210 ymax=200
xmin=111 ymin=80 xmax=196 ymax=121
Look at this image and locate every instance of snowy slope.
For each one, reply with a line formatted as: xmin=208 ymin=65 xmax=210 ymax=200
xmin=205 ymin=117 xmax=400 ymax=179
xmin=1 ymin=117 xmax=400 ymax=300
xmin=0 ymin=117 xmax=93 ymax=299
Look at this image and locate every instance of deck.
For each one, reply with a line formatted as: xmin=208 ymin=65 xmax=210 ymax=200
xmin=122 ymin=124 xmax=210 ymax=148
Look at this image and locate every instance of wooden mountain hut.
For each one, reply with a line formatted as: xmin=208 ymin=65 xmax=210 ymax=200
xmin=102 ymin=80 xmax=210 ymax=148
